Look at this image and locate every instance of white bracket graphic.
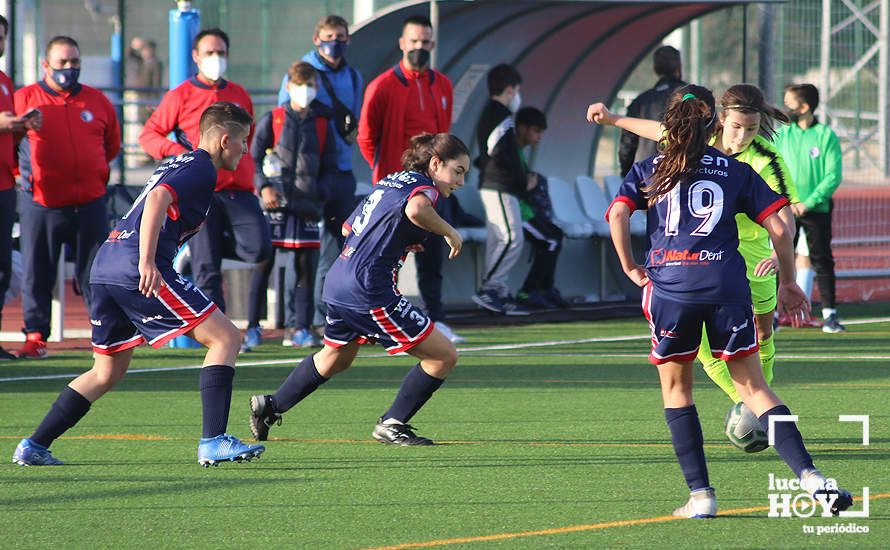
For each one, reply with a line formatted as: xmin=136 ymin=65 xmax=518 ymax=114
xmin=839 ymin=415 xmax=870 ymax=445
xmin=767 ymin=415 xmax=799 ymax=447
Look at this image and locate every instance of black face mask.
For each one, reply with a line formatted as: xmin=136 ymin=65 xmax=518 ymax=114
xmin=786 ymin=109 xmax=801 ymax=123
xmin=51 ymin=67 xmax=80 ymax=90
xmin=406 ymin=48 xmax=430 ymax=68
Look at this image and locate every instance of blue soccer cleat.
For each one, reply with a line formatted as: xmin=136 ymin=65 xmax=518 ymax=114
xmin=291 ymin=328 xmax=322 ymax=348
xmin=197 ymin=433 xmax=265 ymax=467
xmin=12 ymin=438 xmax=64 ymax=466
xmin=240 ymin=326 xmax=263 ymax=353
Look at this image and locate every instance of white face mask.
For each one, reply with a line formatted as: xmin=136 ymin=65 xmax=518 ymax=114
xmin=199 ymin=55 xmax=227 ymax=81
xmin=509 ymin=90 xmax=522 ymax=113
xmin=289 ymin=84 xmax=317 ymax=109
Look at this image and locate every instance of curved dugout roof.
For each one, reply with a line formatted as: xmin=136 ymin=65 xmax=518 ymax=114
xmin=348 ymin=0 xmax=777 ymax=200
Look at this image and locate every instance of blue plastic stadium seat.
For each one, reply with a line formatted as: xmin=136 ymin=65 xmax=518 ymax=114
xmin=546 ymin=177 xmax=601 ymax=239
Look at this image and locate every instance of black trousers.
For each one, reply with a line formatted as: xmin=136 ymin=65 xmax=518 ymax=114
xmin=415 ymin=234 xmax=445 ymax=322
xmin=248 ymin=247 xmax=317 ymax=330
xmin=521 ymin=216 xmax=564 ymax=293
xmin=795 ymin=201 xmax=837 ymax=308
xmin=189 ymin=190 xmax=272 ymax=312
xmin=313 ymin=170 xmax=357 ymax=326
xmin=18 ymin=193 xmax=108 ymax=338
xmin=0 ymin=188 xmax=15 ymax=329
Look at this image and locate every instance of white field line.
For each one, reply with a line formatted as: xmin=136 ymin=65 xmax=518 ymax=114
xmin=2 ymin=316 xmax=889 ymax=384
xmin=0 ymin=334 xmax=648 ymax=383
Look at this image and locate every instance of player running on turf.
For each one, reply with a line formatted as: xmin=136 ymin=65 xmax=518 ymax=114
xmin=249 ymin=133 xmax=466 ymax=446
xmin=13 ymin=102 xmax=265 ymax=467
xmin=590 ymin=85 xmax=853 ymax=518
xmin=588 ymin=84 xmax=799 ymax=441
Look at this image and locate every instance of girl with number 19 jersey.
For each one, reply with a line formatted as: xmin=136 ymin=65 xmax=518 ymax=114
xmin=607 ymin=146 xmax=788 ymax=306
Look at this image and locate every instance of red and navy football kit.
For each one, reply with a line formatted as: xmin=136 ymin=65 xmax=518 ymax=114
xmin=607 ymin=147 xmax=788 ymax=364
xmin=322 ymin=171 xmax=439 ymax=354
xmin=89 ymin=149 xmax=219 ymax=353
xmin=139 ymin=76 xmax=271 ymax=312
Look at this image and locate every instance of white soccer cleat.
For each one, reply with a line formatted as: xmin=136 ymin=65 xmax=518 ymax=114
xmin=800 ymin=468 xmax=854 ymax=515
xmin=435 ymin=322 xmax=465 ymax=344
xmin=672 ymin=487 xmax=717 ymax=518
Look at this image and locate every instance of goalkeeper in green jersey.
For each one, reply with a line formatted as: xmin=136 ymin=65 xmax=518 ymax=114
xmin=586 ymin=84 xmax=798 ymax=416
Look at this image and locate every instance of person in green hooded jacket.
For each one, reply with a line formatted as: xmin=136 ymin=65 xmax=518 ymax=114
xmin=774 ymin=84 xmax=845 ymax=334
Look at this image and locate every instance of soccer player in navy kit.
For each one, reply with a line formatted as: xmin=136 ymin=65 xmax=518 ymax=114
xmin=593 ymin=85 xmax=853 ymax=518
xmin=13 ymin=102 xmax=265 ymax=467
xmin=250 ymin=133 xmax=467 ymax=445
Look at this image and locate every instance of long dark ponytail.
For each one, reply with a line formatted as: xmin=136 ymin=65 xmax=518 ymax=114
xmin=644 ymin=84 xmax=716 ymax=205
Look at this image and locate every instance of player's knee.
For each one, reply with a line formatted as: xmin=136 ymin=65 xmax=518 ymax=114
xmin=208 ymin=322 xmax=241 ymax=355
xmin=442 ymin=345 xmax=459 ymax=370
xmin=429 ymin=344 xmax=458 ymax=376
xmin=92 ymin=366 xmax=125 ymax=392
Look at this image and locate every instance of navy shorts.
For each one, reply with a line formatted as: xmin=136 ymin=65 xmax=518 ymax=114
xmin=323 ymin=296 xmax=434 ymax=355
xmin=89 ymin=272 xmax=217 ymax=355
xmin=267 ymin=210 xmax=321 ymax=249
xmin=641 ymin=283 xmax=759 ymax=365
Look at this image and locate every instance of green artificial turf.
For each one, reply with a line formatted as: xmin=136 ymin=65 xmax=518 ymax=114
xmin=1 ymin=305 xmax=887 ymax=548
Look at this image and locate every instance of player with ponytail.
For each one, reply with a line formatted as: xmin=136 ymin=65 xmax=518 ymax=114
xmin=590 ymin=83 xmax=800 ymax=437
xmin=249 ymin=133 xmax=469 ymax=447
xmin=588 ymin=85 xmax=852 ymax=519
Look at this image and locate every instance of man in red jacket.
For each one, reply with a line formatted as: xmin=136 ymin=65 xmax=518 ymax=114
xmin=15 ymin=35 xmax=120 ymax=358
xmin=140 ymin=28 xmax=271 ymax=314
xmin=358 ymin=15 xmax=453 ymax=184
xmin=356 ymin=15 xmax=463 ymax=343
xmin=0 ymin=15 xmax=42 ymax=360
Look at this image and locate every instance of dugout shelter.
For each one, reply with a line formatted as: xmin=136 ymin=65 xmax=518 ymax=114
xmin=345 ymin=0 xmax=781 ymax=303
xmin=346 ymin=0 xmax=782 ymax=187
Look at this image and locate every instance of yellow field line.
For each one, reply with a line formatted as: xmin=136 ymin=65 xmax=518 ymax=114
xmin=362 ymin=493 xmax=890 ymax=550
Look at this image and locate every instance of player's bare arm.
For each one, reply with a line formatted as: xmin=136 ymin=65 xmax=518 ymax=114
xmin=761 ymin=211 xmax=810 ymax=325
xmin=586 ymin=102 xmax=663 ymax=142
xmin=755 ymin=205 xmax=797 ymax=277
xmin=138 ymin=185 xmax=175 ymax=297
xmin=607 ymin=201 xmax=649 ymax=287
xmin=405 ymin=194 xmax=462 ymax=259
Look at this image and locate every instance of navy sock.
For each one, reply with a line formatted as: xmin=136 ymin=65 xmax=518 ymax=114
xmin=665 ymin=405 xmax=710 ymax=491
xmin=199 ymin=365 xmax=235 ymax=439
xmin=30 ymin=386 xmax=92 ymax=448
xmin=758 ymin=405 xmax=814 ymax=478
xmin=271 ymin=354 xmax=328 ymax=413
xmin=382 ymin=364 xmax=445 ymax=423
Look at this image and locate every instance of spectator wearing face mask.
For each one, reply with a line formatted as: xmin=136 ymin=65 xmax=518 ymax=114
xmin=14 ymin=35 xmax=120 ymax=358
xmin=357 ymin=15 xmax=463 ymax=343
xmin=774 ymin=83 xmax=845 ymax=333
xmin=242 ymin=61 xmax=336 ymax=351
xmin=276 ymin=15 xmax=363 ymax=343
xmin=140 ymin=28 xmax=271 ymax=315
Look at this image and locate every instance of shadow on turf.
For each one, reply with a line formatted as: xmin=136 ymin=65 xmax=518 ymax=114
xmin=6 ymin=356 xmax=890 ymax=394
xmin=0 ymin=474 xmax=308 ymax=508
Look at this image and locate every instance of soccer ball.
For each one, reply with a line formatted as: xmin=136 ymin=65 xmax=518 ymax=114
xmin=724 ymin=402 xmax=769 ymax=453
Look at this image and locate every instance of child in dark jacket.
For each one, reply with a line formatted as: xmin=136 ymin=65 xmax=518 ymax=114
xmin=243 ymin=61 xmax=337 ymax=350
xmin=515 ymin=107 xmax=569 ymax=309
